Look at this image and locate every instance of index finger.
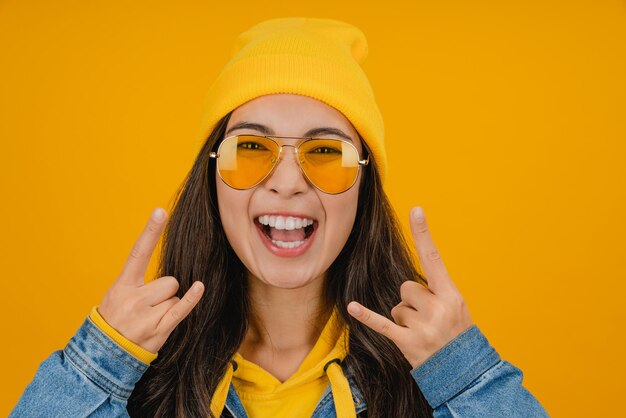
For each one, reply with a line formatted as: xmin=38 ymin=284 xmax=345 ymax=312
xmin=119 ymin=208 xmax=168 ymax=285
xmin=347 ymin=301 xmax=406 ymax=343
xmin=158 ymin=281 xmax=205 ymax=333
xmin=409 ymin=207 xmax=456 ymax=295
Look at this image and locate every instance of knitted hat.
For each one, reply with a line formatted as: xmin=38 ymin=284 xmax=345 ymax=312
xmin=195 ymin=17 xmax=387 ymax=183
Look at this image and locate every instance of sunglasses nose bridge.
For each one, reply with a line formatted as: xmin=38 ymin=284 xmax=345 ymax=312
xmin=270 ymin=143 xmax=308 ymax=180
xmin=275 ymin=144 xmax=301 ymax=164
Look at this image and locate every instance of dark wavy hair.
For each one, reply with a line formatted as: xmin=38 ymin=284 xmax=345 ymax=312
xmin=126 ymin=111 xmax=433 ymax=417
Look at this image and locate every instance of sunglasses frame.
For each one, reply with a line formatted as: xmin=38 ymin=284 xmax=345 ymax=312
xmin=209 ymin=134 xmax=369 ymax=194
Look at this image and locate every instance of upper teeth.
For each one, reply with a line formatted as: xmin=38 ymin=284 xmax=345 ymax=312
xmin=257 ymin=215 xmax=314 ymax=230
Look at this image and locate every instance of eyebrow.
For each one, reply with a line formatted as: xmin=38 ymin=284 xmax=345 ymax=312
xmin=225 ymin=121 xmax=354 ymax=142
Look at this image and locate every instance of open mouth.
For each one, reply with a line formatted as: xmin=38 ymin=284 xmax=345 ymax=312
xmin=255 ymin=215 xmax=317 ymax=249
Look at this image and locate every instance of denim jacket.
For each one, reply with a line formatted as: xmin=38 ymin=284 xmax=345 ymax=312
xmin=11 ymin=315 xmax=549 ymax=417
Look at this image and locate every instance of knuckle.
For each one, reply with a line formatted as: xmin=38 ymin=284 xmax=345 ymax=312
xmin=400 ymin=280 xmax=416 ymax=298
xmin=415 ymin=221 xmax=428 ymax=234
xmin=147 ymin=222 xmax=160 ymax=234
xmin=183 ymin=293 xmax=195 ymax=305
xmin=400 ymin=280 xmax=413 ymax=293
xmin=444 ymin=290 xmax=463 ymax=307
xmin=361 ymin=310 xmax=371 ymax=322
xmin=451 ymin=292 xmax=464 ymax=305
xmin=456 ymin=296 xmax=468 ymax=312
xmin=165 ymin=276 xmax=180 ymax=290
xmin=168 ymin=308 xmax=182 ymax=323
xmin=380 ymin=320 xmax=392 ymax=336
xmin=129 ymin=245 xmax=144 ymax=260
xmin=426 ymin=249 xmax=441 ymax=262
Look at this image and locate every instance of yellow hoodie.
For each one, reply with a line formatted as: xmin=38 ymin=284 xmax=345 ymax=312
xmin=90 ymin=306 xmax=357 ymax=418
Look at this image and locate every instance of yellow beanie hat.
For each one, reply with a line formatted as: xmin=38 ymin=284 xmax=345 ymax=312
xmin=195 ymin=17 xmax=387 ymax=183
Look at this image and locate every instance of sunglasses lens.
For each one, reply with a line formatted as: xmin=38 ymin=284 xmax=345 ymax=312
xmin=299 ymin=139 xmax=360 ymax=194
xmin=216 ymin=135 xmax=279 ymax=189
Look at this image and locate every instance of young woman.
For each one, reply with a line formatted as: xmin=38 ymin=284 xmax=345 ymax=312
xmin=11 ymin=18 xmax=548 ymax=418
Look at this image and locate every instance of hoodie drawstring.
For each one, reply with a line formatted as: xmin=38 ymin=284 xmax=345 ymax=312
xmin=209 ymin=358 xmax=357 ymax=418
xmin=324 ymin=358 xmax=357 ymax=418
xmin=210 ymin=360 xmax=237 ymax=417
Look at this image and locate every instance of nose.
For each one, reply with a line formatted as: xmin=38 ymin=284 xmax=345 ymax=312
xmin=262 ymin=145 xmax=310 ymax=196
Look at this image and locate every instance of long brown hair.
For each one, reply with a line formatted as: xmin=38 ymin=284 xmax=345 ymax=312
xmin=127 ymin=112 xmax=433 ymax=417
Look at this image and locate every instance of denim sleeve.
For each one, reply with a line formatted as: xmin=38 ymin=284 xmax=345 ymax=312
xmin=10 ymin=315 xmax=149 ymax=418
xmin=411 ymin=325 xmax=549 ymax=418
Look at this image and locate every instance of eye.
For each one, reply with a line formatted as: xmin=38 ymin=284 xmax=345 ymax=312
xmin=309 ymin=146 xmax=342 ymax=154
xmin=238 ymin=141 xmax=267 ymax=151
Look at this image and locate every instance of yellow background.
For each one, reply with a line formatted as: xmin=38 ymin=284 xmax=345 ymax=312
xmin=1 ymin=1 xmax=624 ymax=416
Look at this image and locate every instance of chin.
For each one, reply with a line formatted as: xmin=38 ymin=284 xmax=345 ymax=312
xmin=253 ymin=268 xmax=323 ymax=290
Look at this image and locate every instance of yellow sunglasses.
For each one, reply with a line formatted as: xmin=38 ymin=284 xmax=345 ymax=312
xmin=209 ymin=135 xmax=369 ymax=194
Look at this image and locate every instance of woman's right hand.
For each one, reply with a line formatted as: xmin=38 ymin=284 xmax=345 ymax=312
xmin=97 ymin=208 xmax=205 ymax=353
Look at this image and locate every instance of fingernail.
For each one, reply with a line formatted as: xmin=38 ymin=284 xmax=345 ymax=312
xmin=192 ymin=282 xmax=203 ymax=294
xmin=348 ymin=303 xmax=361 ymax=315
xmin=412 ymin=207 xmax=424 ymax=221
xmin=152 ymin=208 xmax=165 ymax=221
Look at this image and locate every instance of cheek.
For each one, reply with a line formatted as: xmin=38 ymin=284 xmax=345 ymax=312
xmin=215 ymin=173 xmax=249 ymax=244
xmin=323 ymin=188 xmax=359 ymax=248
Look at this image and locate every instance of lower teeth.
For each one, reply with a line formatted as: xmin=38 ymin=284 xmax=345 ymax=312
xmin=271 ymin=239 xmax=306 ymax=249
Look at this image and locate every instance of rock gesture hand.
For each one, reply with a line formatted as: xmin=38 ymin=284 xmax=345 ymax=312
xmin=98 ymin=208 xmax=205 ymax=353
xmin=348 ymin=207 xmax=474 ymax=369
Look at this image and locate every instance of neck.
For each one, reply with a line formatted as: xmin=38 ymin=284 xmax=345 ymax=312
xmin=238 ymin=273 xmax=332 ymax=380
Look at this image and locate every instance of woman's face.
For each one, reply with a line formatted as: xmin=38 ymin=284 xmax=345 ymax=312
xmin=216 ymin=93 xmax=363 ymax=289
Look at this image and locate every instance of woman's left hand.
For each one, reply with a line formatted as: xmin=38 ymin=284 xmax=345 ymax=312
xmin=347 ymin=206 xmax=474 ymax=369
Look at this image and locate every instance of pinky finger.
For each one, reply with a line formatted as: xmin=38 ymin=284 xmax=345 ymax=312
xmin=158 ymin=281 xmax=205 ymax=333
